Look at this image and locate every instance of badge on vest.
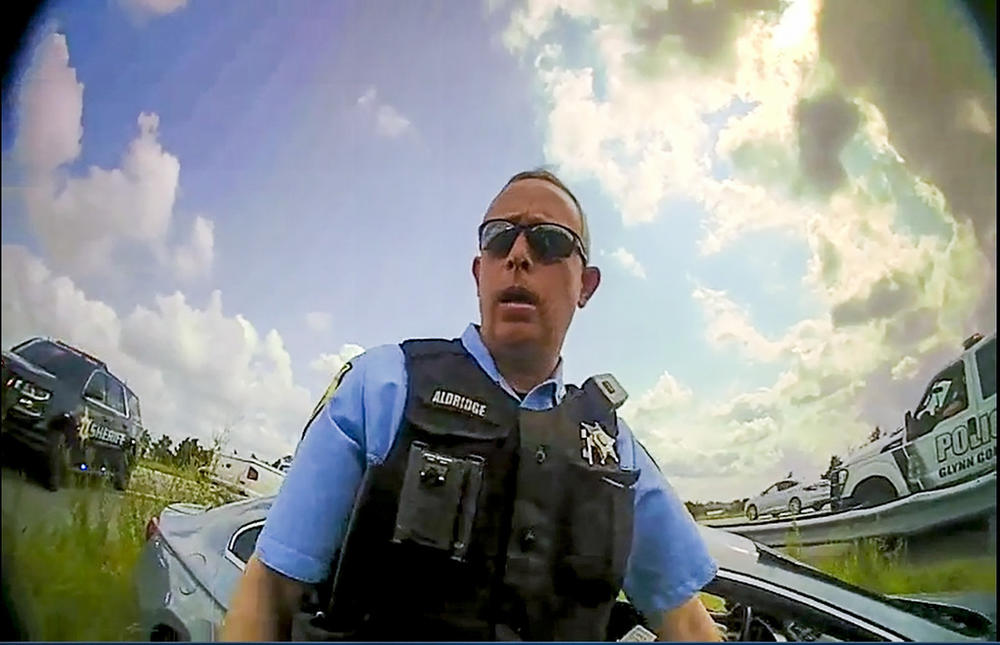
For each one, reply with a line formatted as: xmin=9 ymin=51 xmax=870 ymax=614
xmin=430 ymin=389 xmax=487 ymax=419
xmin=580 ymin=421 xmax=618 ymax=466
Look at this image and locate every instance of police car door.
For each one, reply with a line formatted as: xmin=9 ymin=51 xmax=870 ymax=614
xmin=903 ymin=359 xmax=978 ymax=491
xmin=80 ymin=371 xmax=117 ymax=458
xmin=968 ymin=338 xmax=997 ymax=476
xmin=104 ymin=377 xmax=131 ymax=445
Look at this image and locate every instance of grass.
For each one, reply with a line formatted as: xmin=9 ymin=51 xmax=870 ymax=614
xmin=698 ymin=536 xmax=995 ymax=629
xmin=2 ymin=467 xmax=239 ymax=641
xmin=788 ymin=537 xmax=997 ymax=596
xmin=136 ymin=457 xmax=203 ymax=481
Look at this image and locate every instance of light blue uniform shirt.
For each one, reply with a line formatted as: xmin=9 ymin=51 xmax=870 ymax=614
xmin=257 ymin=324 xmax=717 ymax=620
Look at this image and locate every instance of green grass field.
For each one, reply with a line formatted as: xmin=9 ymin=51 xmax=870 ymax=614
xmin=788 ymin=537 xmax=997 ymax=595
xmin=2 ymin=467 xmax=238 ymax=641
xmin=136 ymin=457 xmax=203 ymax=481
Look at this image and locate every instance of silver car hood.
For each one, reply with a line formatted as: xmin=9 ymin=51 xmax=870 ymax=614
xmin=891 ymin=592 xmax=996 ymax=625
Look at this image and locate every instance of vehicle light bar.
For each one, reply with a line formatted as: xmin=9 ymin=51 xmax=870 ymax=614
xmin=963 ymin=332 xmax=984 ymax=350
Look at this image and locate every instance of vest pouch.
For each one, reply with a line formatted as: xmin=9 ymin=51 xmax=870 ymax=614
xmin=558 ymin=463 xmax=638 ymax=604
xmin=400 ymin=407 xmax=513 ymax=561
xmin=393 ymin=441 xmax=485 ymax=561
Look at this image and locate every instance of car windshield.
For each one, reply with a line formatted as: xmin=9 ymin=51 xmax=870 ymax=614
xmin=11 ymin=339 xmax=95 ymax=381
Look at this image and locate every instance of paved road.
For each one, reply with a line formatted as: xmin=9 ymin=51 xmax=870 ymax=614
xmin=1 ymin=464 xmax=194 ymax=535
xmin=1 ymin=467 xmax=123 ymax=532
xmin=701 ymin=506 xmax=830 ymax=527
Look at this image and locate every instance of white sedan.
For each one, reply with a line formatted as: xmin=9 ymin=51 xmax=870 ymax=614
xmin=744 ymin=478 xmax=831 ymax=521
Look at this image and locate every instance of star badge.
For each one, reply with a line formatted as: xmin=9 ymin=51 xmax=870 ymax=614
xmin=78 ymin=407 xmax=94 ymax=442
xmin=580 ymin=421 xmax=618 ymax=466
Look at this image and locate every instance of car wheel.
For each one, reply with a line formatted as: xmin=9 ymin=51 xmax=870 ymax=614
xmin=854 ymin=479 xmax=897 ymax=508
xmin=44 ymin=432 xmax=70 ymax=492
xmin=745 ymin=505 xmax=758 ymax=521
xmin=112 ymin=451 xmax=132 ymax=491
xmin=788 ymin=497 xmax=802 ymax=515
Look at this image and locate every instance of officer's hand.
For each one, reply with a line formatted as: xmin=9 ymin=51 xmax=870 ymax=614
xmin=656 ymin=595 xmax=723 ymax=642
xmin=221 ymin=555 xmax=310 ymax=641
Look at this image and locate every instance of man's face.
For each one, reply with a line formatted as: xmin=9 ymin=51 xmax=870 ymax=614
xmin=473 ymin=178 xmax=599 ymax=362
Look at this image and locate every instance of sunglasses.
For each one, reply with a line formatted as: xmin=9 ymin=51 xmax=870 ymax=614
xmin=478 ymin=219 xmax=588 ymax=264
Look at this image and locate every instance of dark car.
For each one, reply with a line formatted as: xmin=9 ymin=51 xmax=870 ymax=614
xmin=1 ymin=337 xmax=143 ymax=491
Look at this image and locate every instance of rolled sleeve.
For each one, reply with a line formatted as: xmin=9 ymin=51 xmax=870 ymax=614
xmin=255 ymin=352 xmax=368 ymax=583
xmin=255 ymin=344 xmax=408 ymax=584
xmin=622 ymin=432 xmax=718 ymax=622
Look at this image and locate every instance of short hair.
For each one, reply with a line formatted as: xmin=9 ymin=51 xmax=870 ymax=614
xmin=489 ymin=168 xmax=591 ymax=261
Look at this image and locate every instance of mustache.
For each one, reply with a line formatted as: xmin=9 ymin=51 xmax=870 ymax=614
xmin=496 ymin=285 xmax=540 ymax=306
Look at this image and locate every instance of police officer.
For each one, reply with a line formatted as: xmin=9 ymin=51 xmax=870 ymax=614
xmin=221 ymin=169 xmax=721 ymax=642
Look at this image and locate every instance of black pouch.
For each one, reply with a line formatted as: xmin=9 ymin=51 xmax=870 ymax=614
xmin=392 ymin=441 xmax=484 ymax=561
xmin=557 ymin=464 xmax=639 ymax=604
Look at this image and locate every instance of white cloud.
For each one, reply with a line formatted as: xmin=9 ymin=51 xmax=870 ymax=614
xmin=890 ymin=356 xmax=920 ymax=381
xmin=622 ymin=369 xmax=692 ymax=425
xmin=1 ymin=245 xmax=311 ymax=461
xmin=22 ymin=111 xmax=181 ymax=276
xmin=13 ymin=33 xmax=83 ymax=175
xmin=357 ymin=87 xmax=376 ymax=108
xmin=118 ymin=0 xmax=188 ymax=18
xmin=356 ymin=86 xmax=413 ymax=138
xmin=609 ymin=247 xmax=646 ymax=279
xmin=500 ymin=0 xmax=995 ymax=500
xmin=310 ymin=343 xmax=366 ymax=378
xmin=2 ymin=245 xmax=123 ymax=354
xmin=499 ymin=0 xmax=835 ymax=239
xmin=691 ymin=287 xmax=783 ymax=363
xmin=375 ymin=105 xmax=413 ymax=138
xmin=172 ymin=216 xmax=214 ymax=281
xmin=13 ymin=35 xmax=215 ymax=282
xmin=304 ymin=311 xmax=332 ymax=333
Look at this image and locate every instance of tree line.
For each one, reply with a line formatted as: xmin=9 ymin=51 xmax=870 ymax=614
xmin=136 ymin=429 xmax=216 ymax=472
xmin=136 ymin=429 xmax=290 ymax=473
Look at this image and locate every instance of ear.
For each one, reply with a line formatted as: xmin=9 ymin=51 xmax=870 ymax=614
xmin=578 ymin=265 xmax=601 ymax=308
xmin=472 ymin=256 xmax=481 ymax=288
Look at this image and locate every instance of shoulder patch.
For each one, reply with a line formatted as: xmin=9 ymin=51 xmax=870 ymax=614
xmin=301 ymin=361 xmax=353 ymax=440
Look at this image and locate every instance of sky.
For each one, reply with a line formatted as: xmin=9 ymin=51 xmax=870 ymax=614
xmin=1 ymin=0 xmax=995 ymax=501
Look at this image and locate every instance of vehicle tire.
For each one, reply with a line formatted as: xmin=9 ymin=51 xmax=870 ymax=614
xmin=150 ymin=625 xmax=180 ymax=641
xmin=788 ymin=497 xmax=802 ymax=515
xmin=745 ymin=505 xmax=758 ymax=521
xmin=853 ymin=478 xmax=897 ymax=508
xmin=112 ymin=452 xmax=132 ymax=491
xmin=44 ymin=432 xmax=70 ymax=492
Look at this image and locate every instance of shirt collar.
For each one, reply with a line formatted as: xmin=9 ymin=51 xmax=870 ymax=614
xmin=460 ymin=323 xmax=566 ymax=409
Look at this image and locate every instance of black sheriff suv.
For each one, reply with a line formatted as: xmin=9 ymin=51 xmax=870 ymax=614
xmin=1 ymin=337 xmax=142 ymax=491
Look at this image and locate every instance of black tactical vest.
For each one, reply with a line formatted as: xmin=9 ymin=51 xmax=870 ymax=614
xmin=293 ymin=338 xmax=637 ymax=641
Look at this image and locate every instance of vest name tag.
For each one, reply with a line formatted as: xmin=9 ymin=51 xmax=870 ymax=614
xmin=431 ymin=389 xmax=488 ymax=418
